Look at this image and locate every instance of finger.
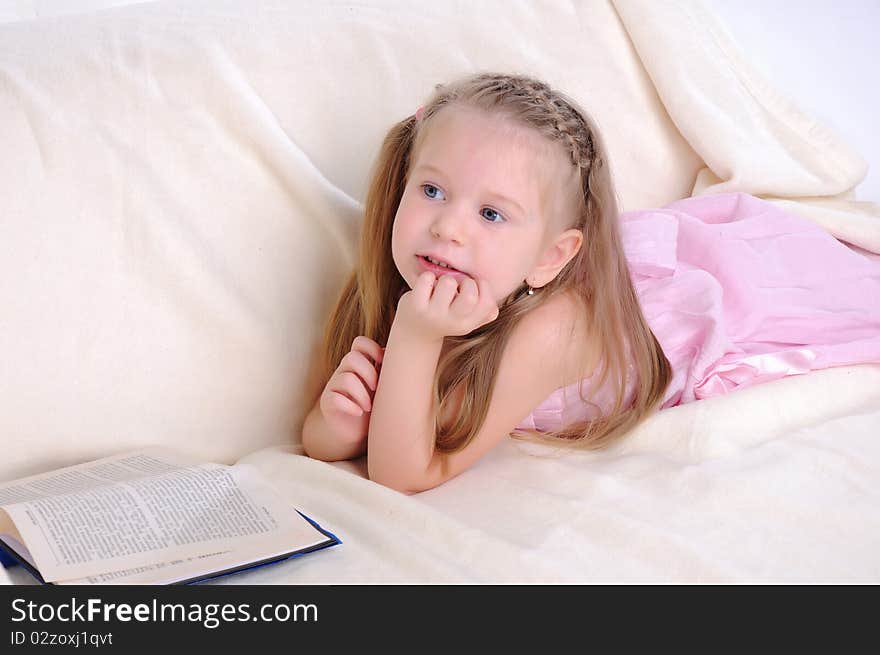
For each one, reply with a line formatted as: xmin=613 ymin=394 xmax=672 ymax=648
xmin=430 ymin=273 xmax=460 ymax=307
xmin=328 ymin=391 xmax=366 ymax=417
xmin=351 ymin=335 xmax=384 ymax=367
xmin=340 ymin=350 xmax=380 ymax=391
xmin=329 ymin=371 xmax=373 ymax=412
xmin=450 ymin=276 xmax=478 ymax=315
xmin=413 ymin=271 xmax=436 ymax=303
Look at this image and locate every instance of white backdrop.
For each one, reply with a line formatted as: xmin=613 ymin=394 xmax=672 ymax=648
xmin=703 ymin=0 xmax=879 ymax=201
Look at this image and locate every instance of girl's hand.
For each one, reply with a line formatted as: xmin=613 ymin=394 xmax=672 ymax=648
xmin=319 ymin=336 xmax=385 ymax=445
xmin=395 ymin=272 xmax=500 ymax=342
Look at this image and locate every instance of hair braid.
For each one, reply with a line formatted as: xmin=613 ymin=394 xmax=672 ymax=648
xmin=519 ymin=78 xmax=596 ymax=171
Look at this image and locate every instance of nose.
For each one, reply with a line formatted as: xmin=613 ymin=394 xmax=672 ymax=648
xmin=429 ymin=207 xmax=467 ymax=245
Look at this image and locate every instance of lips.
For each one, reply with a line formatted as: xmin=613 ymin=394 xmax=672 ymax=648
xmin=421 ymin=254 xmax=459 ymax=270
xmin=417 ymin=254 xmax=469 ymax=277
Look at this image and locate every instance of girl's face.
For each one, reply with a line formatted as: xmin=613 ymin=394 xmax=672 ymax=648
xmin=392 ymin=106 xmax=576 ymax=304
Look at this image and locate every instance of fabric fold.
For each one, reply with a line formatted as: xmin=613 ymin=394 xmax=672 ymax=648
xmin=612 ymin=0 xmax=880 ymax=254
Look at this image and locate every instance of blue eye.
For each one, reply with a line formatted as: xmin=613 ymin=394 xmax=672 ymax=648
xmin=422 ymin=184 xmax=507 ymax=223
xmin=480 ymin=207 xmax=505 ymax=223
xmin=422 ymin=184 xmax=445 ymax=200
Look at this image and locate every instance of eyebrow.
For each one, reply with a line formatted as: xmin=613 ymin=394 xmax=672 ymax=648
xmin=413 ymin=163 xmax=527 ymax=217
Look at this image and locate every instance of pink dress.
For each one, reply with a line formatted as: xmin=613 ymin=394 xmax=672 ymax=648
xmin=516 ymin=192 xmax=880 ymax=433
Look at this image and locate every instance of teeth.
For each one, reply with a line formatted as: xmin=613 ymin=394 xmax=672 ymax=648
xmin=426 ymin=256 xmax=452 ymax=269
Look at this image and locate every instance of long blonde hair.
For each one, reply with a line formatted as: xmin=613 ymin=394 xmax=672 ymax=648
xmin=317 ymin=72 xmax=671 ymax=453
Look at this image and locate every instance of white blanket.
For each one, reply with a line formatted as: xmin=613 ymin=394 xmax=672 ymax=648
xmin=213 ymin=364 xmax=880 ymax=584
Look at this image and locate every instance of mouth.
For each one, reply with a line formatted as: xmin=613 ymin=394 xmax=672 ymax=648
xmin=416 ymin=254 xmax=470 ymax=277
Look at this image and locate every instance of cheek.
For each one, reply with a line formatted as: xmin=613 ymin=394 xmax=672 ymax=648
xmin=392 ymin=196 xmax=423 ymax=243
xmin=390 ymin=214 xmax=405 ymax=262
xmin=475 ymin=246 xmax=523 ymax=301
xmin=390 ymin=209 xmax=416 ymax=282
xmin=488 ymin=241 xmax=536 ymax=287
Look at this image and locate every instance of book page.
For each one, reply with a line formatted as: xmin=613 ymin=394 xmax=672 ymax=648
xmin=57 ymin=549 xmax=234 ymax=585
xmin=54 ymin=537 xmax=324 ymax=585
xmin=0 ymin=447 xmax=200 ymax=504
xmin=0 ymin=533 xmax=325 ymax=586
xmin=0 ymin=447 xmax=197 ymax=559
xmin=0 ymin=449 xmax=328 ymax=582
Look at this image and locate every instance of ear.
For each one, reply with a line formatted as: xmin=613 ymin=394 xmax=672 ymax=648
xmin=527 ymin=228 xmax=583 ymax=288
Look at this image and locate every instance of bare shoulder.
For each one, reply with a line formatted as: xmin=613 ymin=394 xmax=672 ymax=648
xmin=417 ymin=288 xmax=597 ymax=489
xmin=505 ymin=288 xmax=596 ymax=389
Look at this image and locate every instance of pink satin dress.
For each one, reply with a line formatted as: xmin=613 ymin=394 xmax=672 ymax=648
xmin=516 ymin=192 xmax=880 ymax=433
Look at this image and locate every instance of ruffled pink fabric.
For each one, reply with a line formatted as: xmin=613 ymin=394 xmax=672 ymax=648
xmin=517 ymin=192 xmax=880 ymax=433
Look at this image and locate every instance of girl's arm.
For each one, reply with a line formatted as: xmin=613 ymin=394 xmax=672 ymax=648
xmin=302 ymin=336 xmax=384 ymax=462
xmin=302 ymin=402 xmax=367 ymax=461
xmin=368 ymin=278 xmax=589 ymax=493
xmin=365 ymin=322 xmax=441 ymax=488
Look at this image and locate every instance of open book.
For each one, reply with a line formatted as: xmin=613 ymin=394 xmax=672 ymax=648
xmin=0 ymin=447 xmax=339 ymax=585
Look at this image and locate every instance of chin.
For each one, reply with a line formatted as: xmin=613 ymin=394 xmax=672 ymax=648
xmin=398 ymin=267 xmax=415 ymax=289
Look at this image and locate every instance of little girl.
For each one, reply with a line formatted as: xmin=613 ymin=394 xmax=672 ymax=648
xmin=302 ymin=72 xmax=880 ymax=493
